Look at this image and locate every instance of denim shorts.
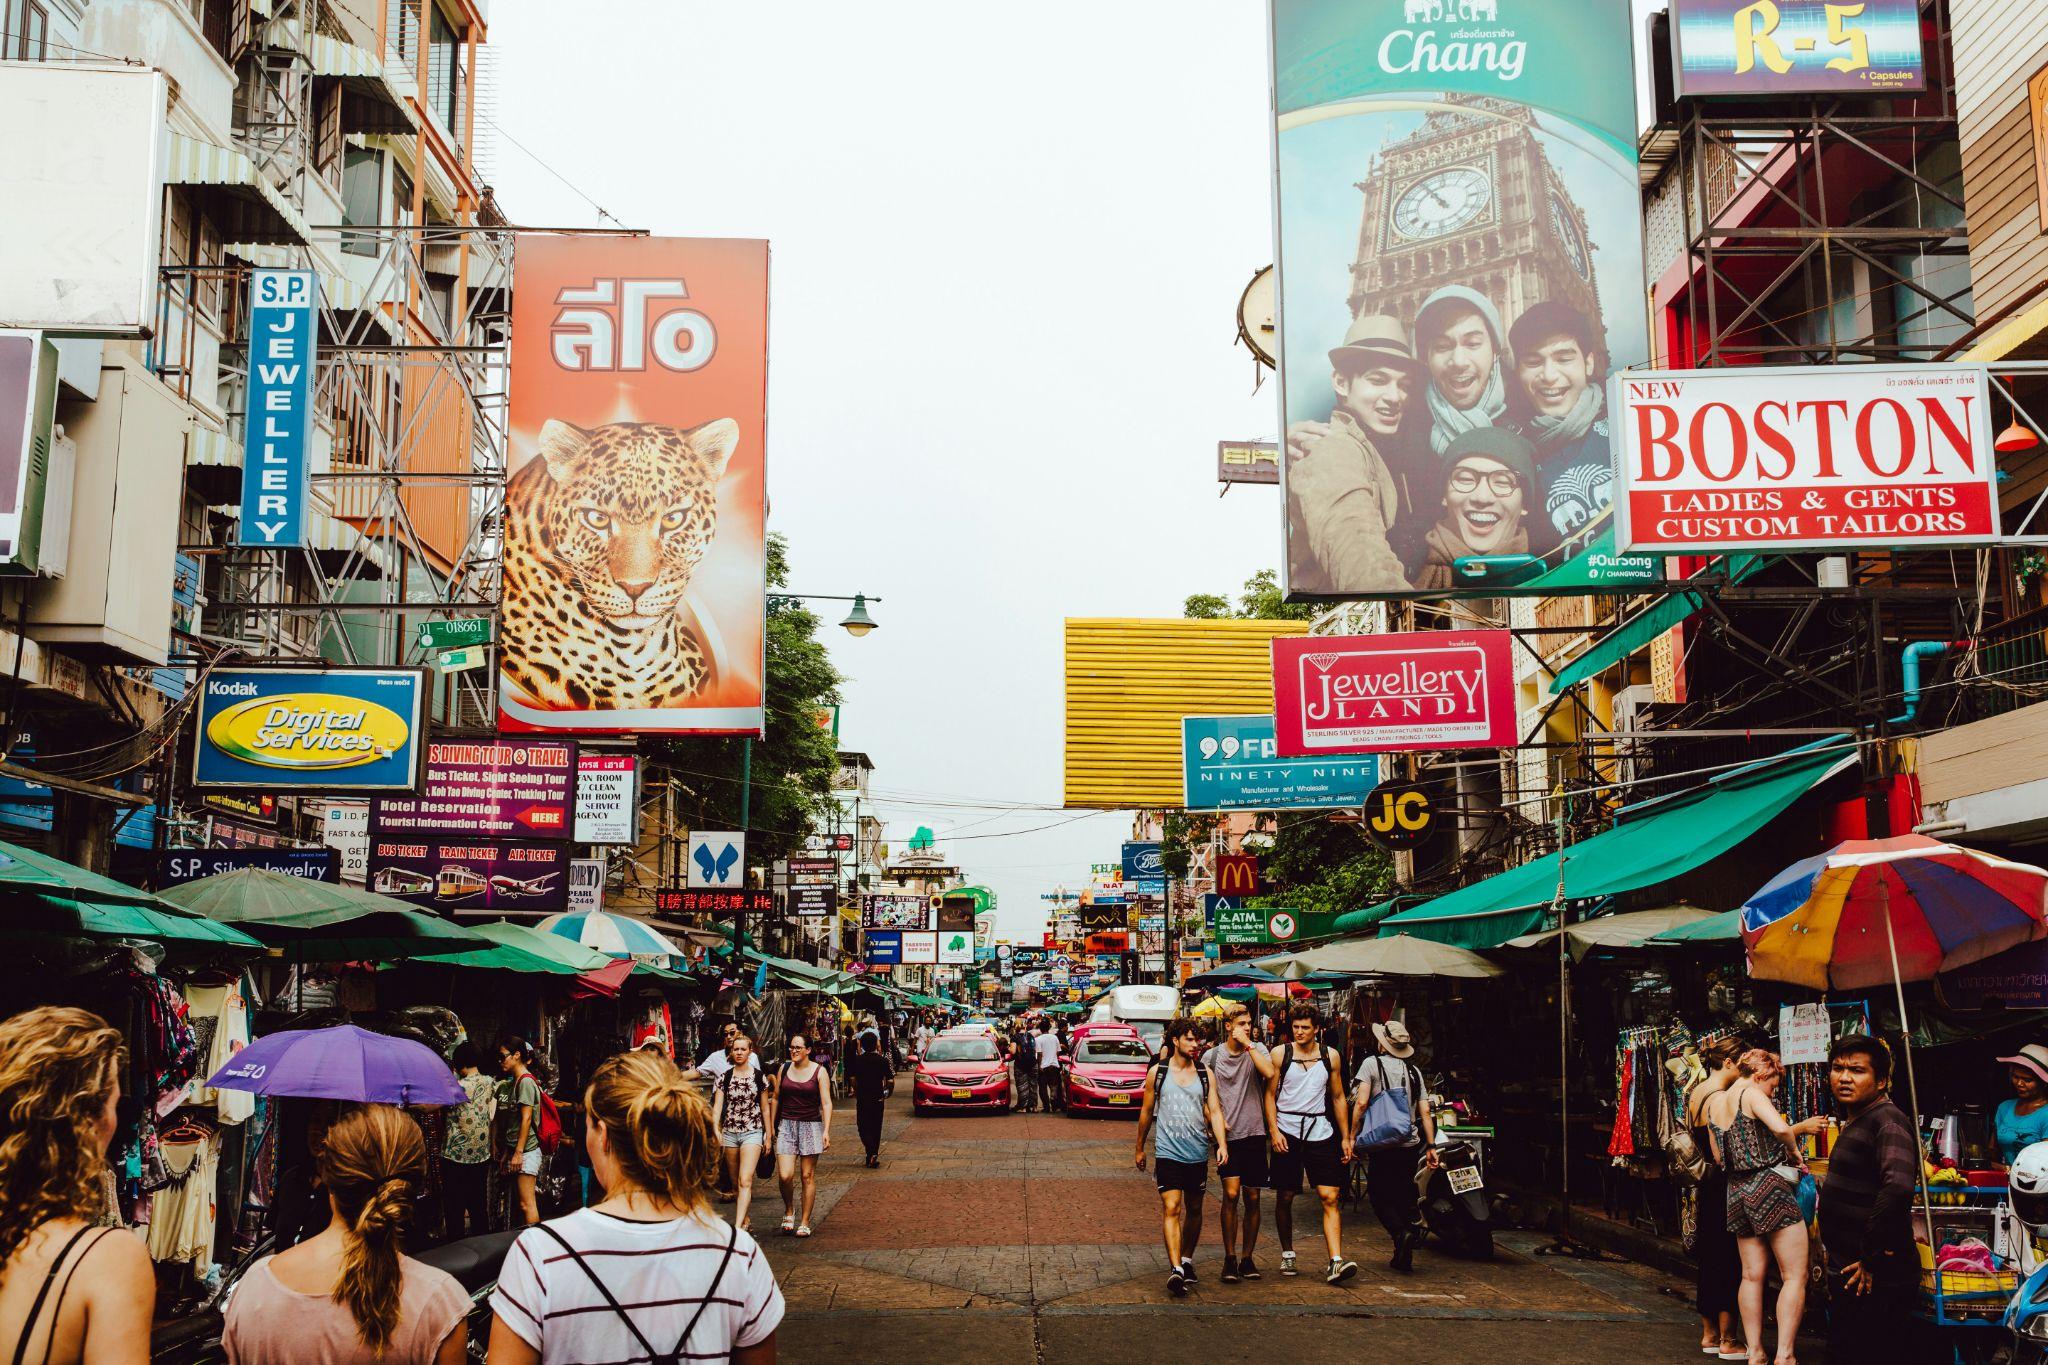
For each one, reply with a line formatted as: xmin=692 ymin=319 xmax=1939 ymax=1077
xmin=721 ymin=1128 xmax=765 ymax=1150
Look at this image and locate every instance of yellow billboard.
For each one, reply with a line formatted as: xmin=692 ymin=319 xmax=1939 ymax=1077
xmin=1063 ymin=618 xmax=1310 ymax=809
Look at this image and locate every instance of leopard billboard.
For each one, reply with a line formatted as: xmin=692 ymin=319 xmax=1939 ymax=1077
xmin=503 ymin=237 xmax=769 ymax=734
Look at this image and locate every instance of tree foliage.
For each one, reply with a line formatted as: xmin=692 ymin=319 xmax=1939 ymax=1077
xmin=1179 ymin=569 xmax=1392 ymax=918
xmin=645 ymin=533 xmax=843 ymax=866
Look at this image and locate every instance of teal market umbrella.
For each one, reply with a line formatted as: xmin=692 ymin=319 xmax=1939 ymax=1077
xmin=160 ymin=867 xmax=489 ymax=960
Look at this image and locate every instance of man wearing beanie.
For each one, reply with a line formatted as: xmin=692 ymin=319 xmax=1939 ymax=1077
xmin=1410 ymin=427 xmax=1535 ymax=592
xmin=1415 ymin=286 xmax=1509 ymax=459
xmin=1507 ymin=300 xmax=1612 ymax=555
xmin=1286 ymin=315 xmax=1424 ymax=594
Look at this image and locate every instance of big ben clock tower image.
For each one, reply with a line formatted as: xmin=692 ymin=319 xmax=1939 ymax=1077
xmin=1349 ymin=94 xmax=1604 ymax=347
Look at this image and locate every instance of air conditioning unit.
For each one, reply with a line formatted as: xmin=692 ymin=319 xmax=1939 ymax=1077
xmin=0 ymin=331 xmax=60 ymax=576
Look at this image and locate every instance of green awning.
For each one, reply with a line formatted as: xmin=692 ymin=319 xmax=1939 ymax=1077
xmin=418 ymin=920 xmax=613 ymax=975
xmin=1648 ymin=908 xmax=1744 ymax=944
xmin=1331 ymin=895 xmax=1424 ymax=937
xmin=1551 ymin=556 xmax=1766 ymax=690
xmin=1374 ymin=738 xmax=1859 ymax=949
xmin=6 ymin=892 xmax=266 ymax=950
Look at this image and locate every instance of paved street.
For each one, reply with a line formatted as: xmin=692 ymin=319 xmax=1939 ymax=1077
xmin=749 ymin=1089 xmax=1705 ymax=1362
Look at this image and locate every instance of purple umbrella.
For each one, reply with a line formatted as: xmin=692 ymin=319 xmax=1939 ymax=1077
xmin=206 ymin=1025 xmax=465 ymax=1105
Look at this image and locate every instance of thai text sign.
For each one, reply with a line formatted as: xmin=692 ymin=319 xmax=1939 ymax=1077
xmin=237 ymin=270 xmax=315 ymax=548
xmin=373 ymin=739 xmax=577 ymax=839
xmin=1183 ymin=713 xmax=1380 ymax=811
xmin=1611 ymin=366 xmax=1999 ymax=555
xmin=193 ymin=668 xmax=425 ymax=792
xmin=573 ymin=753 xmax=640 ymax=844
xmin=368 ymin=839 xmax=567 ymax=914
xmin=1213 ymin=905 xmax=1340 ymax=945
xmin=1673 ymin=0 xmax=1925 ymax=97
xmin=503 ymin=236 xmax=769 ymax=736
xmin=1272 ymin=631 xmax=1516 ymax=756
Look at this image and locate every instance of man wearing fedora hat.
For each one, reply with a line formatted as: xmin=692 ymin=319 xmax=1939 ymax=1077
xmin=1285 ymin=315 xmax=1425 ymax=595
xmin=1350 ymin=1019 xmax=1438 ymax=1273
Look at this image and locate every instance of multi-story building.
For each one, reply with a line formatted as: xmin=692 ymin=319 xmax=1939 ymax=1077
xmin=0 ymin=0 xmax=504 ymax=869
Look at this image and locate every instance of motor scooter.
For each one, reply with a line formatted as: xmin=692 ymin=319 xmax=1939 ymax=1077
xmin=1416 ymin=1133 xmax=1494 ymax=1260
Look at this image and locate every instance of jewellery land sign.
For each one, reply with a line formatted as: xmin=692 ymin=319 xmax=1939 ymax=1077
xmin=502 ymin=236 xmax=769 ymax=736
xmin=237 ymin=270 xmax=316 ymax=548
xmin=1672 ymin=0 xmax=1924 ymax=97
xmin=1610 ymin=366 xmax=2002 ymax=556
xmin=861 ymin=893 xmax=931 ymax=930
xmin=372 ymin=739 xmax=577 ymax=840
xmin=572 ymin=752 xmax=640 ymax=844
xmin=1182 ymin=713 xmax=1380 ymax=811
xmin=1271 ymin=0 xmax=1648 ymax=602
xmin=1272 ymin=631 xmax=1516 ymax=756
xmin=367 ymin=838 xmax=568 ymax=914
xmin=193 ymin=668 xmax=426 ymax=792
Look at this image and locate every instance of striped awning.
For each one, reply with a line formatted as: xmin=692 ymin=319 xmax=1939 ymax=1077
xmin=304 ymin=32 xmax=382 ymax=79
xmin=223 ymin=243 xmax=395 ymax=333
xmin=164 ymin=134 xmax=314 ymax=246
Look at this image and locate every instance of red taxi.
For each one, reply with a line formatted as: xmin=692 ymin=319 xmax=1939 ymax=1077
xmin=1061 ymin=1023 xmax=1152 ymax=1117
xmin=910 ymin=1030 xmax=1012 ymax=1115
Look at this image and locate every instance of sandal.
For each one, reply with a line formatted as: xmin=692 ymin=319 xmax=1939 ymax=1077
xmin=779 ymin=1215 xmax=796 ymax=1235
xmin=795 ymin=1224 xmax=813 ymax=1238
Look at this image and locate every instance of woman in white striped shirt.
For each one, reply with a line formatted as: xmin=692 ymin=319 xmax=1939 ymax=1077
xmin=487 ymin=1049 xmax=783 ymax=1364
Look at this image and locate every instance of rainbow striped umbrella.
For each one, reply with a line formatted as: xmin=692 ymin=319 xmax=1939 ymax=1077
xmin=1742 ymin=835 xmax=2048 ymax=991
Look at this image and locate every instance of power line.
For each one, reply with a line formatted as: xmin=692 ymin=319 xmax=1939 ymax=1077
xmin=474 ymin=111 xmax=627 ymax=228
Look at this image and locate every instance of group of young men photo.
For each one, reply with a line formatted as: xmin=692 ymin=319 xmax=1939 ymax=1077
xmin=1132 ymin=1001 xmax=1439 ymax=1297
xmin=1285 ymin=286 xmax=1616 ymax=596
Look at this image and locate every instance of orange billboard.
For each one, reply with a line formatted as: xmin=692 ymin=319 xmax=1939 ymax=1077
xmin=502 ymin=236 xmax=769 ymax=734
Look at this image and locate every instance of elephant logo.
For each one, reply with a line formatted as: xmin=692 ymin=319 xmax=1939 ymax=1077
xmin=1404 ymin=0 xmax=1442 ymax=19
xmin=1405 ymin=0 xmax=1500 ymax=21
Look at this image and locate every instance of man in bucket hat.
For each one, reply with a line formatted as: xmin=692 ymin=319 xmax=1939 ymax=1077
xmin=1286 ymin=315 xmax=1425 ymax=595
xmin=1349 ymin=1019 xmax=1438 ymax=1273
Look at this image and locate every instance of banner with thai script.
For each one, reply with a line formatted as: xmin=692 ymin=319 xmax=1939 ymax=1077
xmin=504 ymin=236 xmax=769 ymax=734
xmin=1272 ymin=630 xmax=1516 ymax=756
xmin=1611 ymin=366 xmax=2000 ymax=554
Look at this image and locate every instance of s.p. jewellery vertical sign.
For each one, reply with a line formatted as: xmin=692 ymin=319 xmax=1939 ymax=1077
xmin=237 ymin=270 xmax=315 ymax=548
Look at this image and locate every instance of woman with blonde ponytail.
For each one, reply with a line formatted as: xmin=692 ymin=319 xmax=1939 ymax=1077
xmin=488 ymin=1049 xmax=783 ymax=1364
xmin=224 ymin=1104 xmax=469 ymax=1363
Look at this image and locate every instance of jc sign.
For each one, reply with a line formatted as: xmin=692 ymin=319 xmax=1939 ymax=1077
xmin=1364 ymin=782 xmax=1435 ymax=851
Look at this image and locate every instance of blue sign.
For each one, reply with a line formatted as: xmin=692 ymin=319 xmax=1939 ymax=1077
xmin=864 ymin=930 xmax=903 ymax=966
xmin=237 ymin=269 xmax=316 ymax=547
xmin=192 ymin=667 xmax=425 ymax=791
xmin=1122 ymin=841 xmax=1164 ymax=882
xmin=1181 ymin=714 xmax=1379 ymax=812
xmin=159 ymin=848 xmax=338 ymax=886
xmin=1201 ymin=894 xmax=1242 ymax=932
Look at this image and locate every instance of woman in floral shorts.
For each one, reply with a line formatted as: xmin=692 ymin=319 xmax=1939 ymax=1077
xmin=710 ymin=1033 xmax=773 ymax=1230
xmin=1706 ymin=1049 xmax=1828 ymax=1365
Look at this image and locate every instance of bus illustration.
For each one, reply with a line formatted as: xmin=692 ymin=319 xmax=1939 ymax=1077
xmin=373 ymin=867 xmax=435 ymax=897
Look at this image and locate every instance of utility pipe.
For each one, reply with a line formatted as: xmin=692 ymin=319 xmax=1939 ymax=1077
xmin=1886 ymin=640 xmax=1968 ymax=725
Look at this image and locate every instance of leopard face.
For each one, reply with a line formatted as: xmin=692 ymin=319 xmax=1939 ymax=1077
xmin=500 ymin=417 xmax=739 ymax=711
xmin=525 ymin=418 xmax=736 ymax=629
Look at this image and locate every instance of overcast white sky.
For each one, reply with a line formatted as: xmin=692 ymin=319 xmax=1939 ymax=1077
xmin=487 ymin=1 xmax=1663 ymax=943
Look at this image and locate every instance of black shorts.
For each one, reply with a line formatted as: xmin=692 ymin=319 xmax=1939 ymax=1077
xmin=1217 ymin=1136 xmax=1270 ymax=1190
xmin=1154 ymin=1157 xmax=1210 ymax=1194
xmin=1271 ymin=1135 xmax=1344 ymax=1193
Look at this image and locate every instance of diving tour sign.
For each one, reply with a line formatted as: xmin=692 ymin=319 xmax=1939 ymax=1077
xmin=193 ymin=668 xmax=427 ymax=792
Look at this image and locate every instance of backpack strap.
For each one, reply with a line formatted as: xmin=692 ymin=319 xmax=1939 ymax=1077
xmin=531 ymin=1224 xmax=662 ymax=1363
xmin=664 ymin=1220 xmax=740 ymax=1363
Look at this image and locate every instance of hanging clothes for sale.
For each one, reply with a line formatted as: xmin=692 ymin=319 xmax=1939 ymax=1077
xmin=146 ymin=1116 xmax=221 ymax=1278
xmin=630 ymin=997 xmax=673 ymax=1059
xmin=182 ymin=977 xmax=254 ymax=1125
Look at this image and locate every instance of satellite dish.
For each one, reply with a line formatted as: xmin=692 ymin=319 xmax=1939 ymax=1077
xmin=1237 ymin=265 xmax=1276 ymax=369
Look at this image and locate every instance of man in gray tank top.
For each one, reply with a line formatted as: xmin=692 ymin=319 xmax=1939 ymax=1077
xmin=1136 ymin=1017 xmax=1230 ymax=1298
xmin=1202 ymin=1001 xmax=1276 ymax=1283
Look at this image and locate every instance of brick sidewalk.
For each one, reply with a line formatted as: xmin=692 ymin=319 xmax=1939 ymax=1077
xmin=760 ymin=1086 xmax=1707 ymax=1361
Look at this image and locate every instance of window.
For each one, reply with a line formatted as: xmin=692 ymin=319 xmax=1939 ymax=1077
xmin=426 ymin=2 xmax=463 ymax=137
xmin=313 ymin=82 xmax=344 ymax=192
xmin=4 ymin=0 xmax=47 ymax=60
xmin=341 ymin=147 xmax=384 ymax=258
xmin=922 ymin=1039 xmax=998 ymax=1063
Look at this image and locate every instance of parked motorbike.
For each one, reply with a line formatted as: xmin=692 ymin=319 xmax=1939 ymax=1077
xmin=1416 ymin=1136 xmax=1494 ymax=1260
xmin=416 ymin=1229 xmax=522 ymax=1365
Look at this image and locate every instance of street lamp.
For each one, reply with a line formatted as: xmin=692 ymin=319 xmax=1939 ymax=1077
xmin=770 ymin=592 xmax=882 ymax=637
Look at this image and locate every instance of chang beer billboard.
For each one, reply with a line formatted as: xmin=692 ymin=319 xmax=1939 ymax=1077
xmin=1271 ymin=0 xmax=1655 ymax=601
xmin=193 ymin=668 xmax=426 ymax=791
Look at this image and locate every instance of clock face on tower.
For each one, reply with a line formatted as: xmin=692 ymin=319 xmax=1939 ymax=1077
xmin=1391 ymin=167 xmax=1492 ymax=241
xmin=1549 ymin=192 xmax=1590 ymax=280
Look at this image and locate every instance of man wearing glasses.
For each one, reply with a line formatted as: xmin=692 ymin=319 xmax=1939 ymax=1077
xmin=1409 ymin=427 xmax=1537 ymax=592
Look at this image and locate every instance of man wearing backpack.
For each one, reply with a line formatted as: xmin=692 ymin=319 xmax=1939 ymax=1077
xmin=1350 ymin=1018 xmax=1438 ymax=1272
xmin=1264 ymin=1003 xmax=1358 ymax=1285
xmin=1135 ymin=1017 xmax=1231 ymax=1298
xmin=1203 ymin=1001 xmax=1276 ymax=1284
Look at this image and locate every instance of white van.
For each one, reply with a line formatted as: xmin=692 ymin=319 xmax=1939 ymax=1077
xmin=1090 ymin=984 xmax=1181 ymax=1056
